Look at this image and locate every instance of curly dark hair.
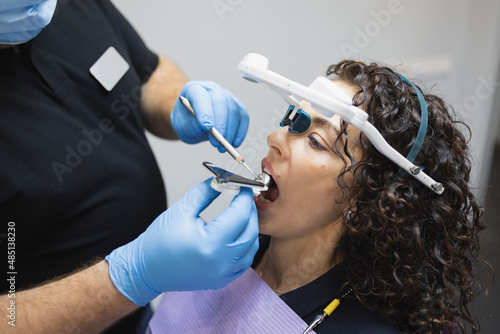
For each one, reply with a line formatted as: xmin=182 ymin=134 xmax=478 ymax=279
xmin=327 ymin=60 xmax=488 ymax=333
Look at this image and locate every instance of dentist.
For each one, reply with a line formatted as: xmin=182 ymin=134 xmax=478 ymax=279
xmin=0 ymin=1 xmax=258 ymax=333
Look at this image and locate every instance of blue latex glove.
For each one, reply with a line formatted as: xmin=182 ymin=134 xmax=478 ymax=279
xmin=105 ymin=178 xmax=259 ymax=306
xmin=0 ymin=0 xmax=57 ymax=45
xmin=171 ymin=81 xmax=249 ymax=152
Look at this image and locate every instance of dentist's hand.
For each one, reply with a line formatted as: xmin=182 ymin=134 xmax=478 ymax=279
xmin=171 ymin=81 xmax=249 ymax=151
xmin=105 ymin=178 xmax=259 ymax=306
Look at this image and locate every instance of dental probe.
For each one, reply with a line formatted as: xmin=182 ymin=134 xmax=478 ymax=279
xmin=179 ymin=96 xmax=266 ymax=182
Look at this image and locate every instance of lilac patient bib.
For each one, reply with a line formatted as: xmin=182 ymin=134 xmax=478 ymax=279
xmin=147 ymin=268 xmax=315 ymax=334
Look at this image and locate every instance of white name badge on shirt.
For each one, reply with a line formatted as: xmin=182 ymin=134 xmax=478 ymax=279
xmin=90 ymin=46 xmax=130 ymax=91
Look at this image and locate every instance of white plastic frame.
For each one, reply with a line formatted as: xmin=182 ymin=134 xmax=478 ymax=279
xmin=238 ymin=53 xmax=443 ymax=195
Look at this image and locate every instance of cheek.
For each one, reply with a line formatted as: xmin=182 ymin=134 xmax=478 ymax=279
xmin=289 ymin=157 xmax=338 ymax=192
xmin=284 ymin=164 xmax=339 ymax=210
xmin=286 ymin=155 xmax=348 ymax=212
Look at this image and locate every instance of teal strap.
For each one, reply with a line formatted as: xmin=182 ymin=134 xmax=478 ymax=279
xmin=396 ymin=73 xmax=428 ymax=164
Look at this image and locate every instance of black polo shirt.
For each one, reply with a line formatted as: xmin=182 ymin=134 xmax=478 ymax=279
xmin=0 ymin=0 xmax=166 ymax=332
xmin=253 ymin=236 xmax=401 ymax=333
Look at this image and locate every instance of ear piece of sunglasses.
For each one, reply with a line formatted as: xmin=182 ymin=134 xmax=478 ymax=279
xmin=280 ymin=105 xmax=311 ymax=133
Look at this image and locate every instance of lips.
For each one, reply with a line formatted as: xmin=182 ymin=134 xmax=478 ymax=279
xmin=254 ymin=159 xmax=280 ymax=210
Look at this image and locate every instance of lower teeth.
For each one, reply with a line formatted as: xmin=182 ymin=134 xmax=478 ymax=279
xmin=259 ymin=193 xmax=271 ymax=203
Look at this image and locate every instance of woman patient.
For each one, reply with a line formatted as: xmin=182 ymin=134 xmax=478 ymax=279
xmin=252 ymin=60 xmax=485 ymax=333
xmin=148 ymin=59 xmax=486 ymax=333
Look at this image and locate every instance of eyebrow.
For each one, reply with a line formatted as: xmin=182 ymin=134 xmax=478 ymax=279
xmin=311 ymin=116 xmax=342 ymax=137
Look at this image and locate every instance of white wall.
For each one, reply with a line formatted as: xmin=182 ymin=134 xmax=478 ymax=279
xmin=112 ymin=0 xmax=500 ymax=213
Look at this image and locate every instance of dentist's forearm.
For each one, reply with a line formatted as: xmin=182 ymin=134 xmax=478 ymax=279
xmin=0 ymin=260 xmax=138 ymax=333
xmin=141 ymin=56 xmax=188 ymax=139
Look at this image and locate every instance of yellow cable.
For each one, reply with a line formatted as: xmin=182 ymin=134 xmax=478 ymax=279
xmin=323 ymin=298 xmax=340 ymax=316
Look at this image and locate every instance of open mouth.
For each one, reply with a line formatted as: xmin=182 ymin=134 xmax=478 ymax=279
xmin=258 ymin=167 xmax=279 ymax=203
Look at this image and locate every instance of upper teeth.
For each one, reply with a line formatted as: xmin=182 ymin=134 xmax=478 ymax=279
xmin=263 ymin=166 xmax=271 ymax=175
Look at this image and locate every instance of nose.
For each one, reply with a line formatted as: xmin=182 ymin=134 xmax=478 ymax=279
xmin=267 ymin=126 xmax=290 ymax=159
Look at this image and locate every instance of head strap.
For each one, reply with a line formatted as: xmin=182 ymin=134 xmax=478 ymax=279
xmin=395 ymin=73 xmax=428 ymax=164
